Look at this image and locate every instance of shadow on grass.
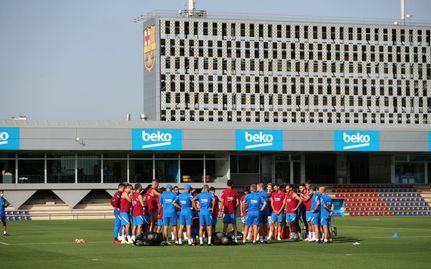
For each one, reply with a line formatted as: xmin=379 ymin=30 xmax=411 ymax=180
xmin=333 ymin=236 xmax=362 ymax=243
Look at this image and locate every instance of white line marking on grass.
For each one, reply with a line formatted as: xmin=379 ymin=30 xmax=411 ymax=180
xmin=345 ymin=225 xmax=431 ymax=231
xmin=4 ymin=241 xmax=112 ymax=246
xmin=0 ymin=242 xmax=10 ymax=245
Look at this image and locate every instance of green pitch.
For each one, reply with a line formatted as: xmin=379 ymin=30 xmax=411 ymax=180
xmin=1 ymin=217 xmax=430 ymax=269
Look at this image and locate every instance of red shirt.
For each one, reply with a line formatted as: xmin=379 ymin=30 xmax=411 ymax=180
xmin=145 ymin=188 xmax=159 ymax=213
xmin=267 ymin=192 xmax=273 ymax=212
xmin=132 ymin=191 xmax=143 ymax=216
xmin=221 ymin=188 xmax=239 ymax=214
xmin=120 ymin=194 xmax=131 ymax=213
xmin=302 ymin=190 xmax=313 ymax=211
xmin=284 ymin=192 xmax=298 ymax=214
xmin=271 ymin=191 xmax=285 ymax=213
xmin=240 ymin=194 xmax=247 ymax=217
xmin=110 ymin=191 xmax=122 ymax=210
xmin=156 ymin=196 xmax=163 ymax=220
xmin=212 ymin=195 xmax=220 ymax=217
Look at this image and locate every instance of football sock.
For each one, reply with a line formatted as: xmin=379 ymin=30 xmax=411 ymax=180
xmin=208 ymin=236 xmax=212 ymax=244
xmin=199 ymin=237 xmax=203 ymax=244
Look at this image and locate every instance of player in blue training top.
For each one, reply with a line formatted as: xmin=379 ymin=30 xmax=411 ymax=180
xmin=174 ymin=184 xmax=195 ymax=246
xmin=196 ymin=184 xmax=215 ymax=246
xmin=159 ymin=184 xmax=178 ymax=245
xmin=319 ymin=186 xmax=334 ymax=243
xmin=256 ymin=183 xmax=270 ymax=243
xmin=0 ymin=190 xmax=10 ymax=236
xmin=243 ymin=184 xmax=266 ymax=244
xmin=310 ymin=186 xmax=321 ymax=243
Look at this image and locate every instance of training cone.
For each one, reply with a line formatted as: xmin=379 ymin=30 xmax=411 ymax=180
xmin=392 ymin=233 xmax=400 ymax=239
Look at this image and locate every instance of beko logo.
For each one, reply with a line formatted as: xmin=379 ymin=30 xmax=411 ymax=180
xmin=0 ymin=128 xmax=20 ymax=150
xmin=132 ymin=129 xmax=182 ymax=151
xmin=0 ymin=132 xmax=9 ymax=145
xmin=342 ymin=132 xmax=371 ymax=150
xmin=236 ymin=129 xmax=283 ymax=151
xmin=141 ymin=131 xmax=172 ymax=149
xmin=334 ymin=130 xmax=380 ymax=151
xmin=244 ymin=131 xmax=274 ymax=149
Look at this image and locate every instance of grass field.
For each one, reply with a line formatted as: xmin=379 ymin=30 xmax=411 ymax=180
xmin=1 ymin=217 xmax=431 ymax=269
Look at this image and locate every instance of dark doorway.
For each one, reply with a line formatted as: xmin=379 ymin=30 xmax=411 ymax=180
xmin=349 ymin=154 xmax=370 ymax=183
xmin=305 ymin=153 xmax=336 ymax=184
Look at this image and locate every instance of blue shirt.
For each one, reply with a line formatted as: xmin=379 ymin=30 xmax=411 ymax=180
xmin=196 ymin=192 xmax=214 ymax=213
xmin=244 ymin=192 xmax=265 ymax=213
xmin=160 ymin=191 xmax=177 ymax=217
xmin=320 ymin=194 xmax=333 ymax=217
xmin=177 ymin=192 xmax=194 ymax=214
xmin=311 ymin=192 xmax=321 ymax=213
xmin=0 ymin=197 xmax=7 ymax=214
xmin=257 ymin=191 xmax=270 ymax=214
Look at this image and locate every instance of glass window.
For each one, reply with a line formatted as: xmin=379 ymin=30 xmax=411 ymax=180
xmin=18 ymin=159 xmax=44 ymax=183
xmin=129 ymin=160 xmax=153 ymax=183
xmin=155 ymin=153 xmax=179 ymax=159
xmin=129 ymin=153 xmax=153 ymax=159
xmin=0 ymin=159 xmax=15 ymax=184
xmin=230 ymin=155 xmax=238 ymax=173
xmin=0 ymin=153 xmax=16 ymax=159
xmin=206 ymin=153 xmax=229 ymax=159
xmin=103 ymin=153 xmax=127 ymax=159
xmin=155 ymin=160 xmax=178 ymax=182
xmin=18 ymin=153 xmax=44 ymax=158
xmin=46 ymin=152 xmax=75 ymax=159
xmin=77 ymin=158 xmax=101 ymax=183
xmin=47 ymin=159 xmax=75 ymax=183
xmin=103 ymin=159 xmax=127 ymax=183
xmin=181 ymin=160 xmax=203 ymax=183
xmin=180 ymin=153 xmax=204 ymax=159
xmin=205 ymin=159 xmax=229 ymax=183
xmin=239 ymin=155 xmax=259 ymax=173
xmin=395 ymin=163 xmax=425 ymax=184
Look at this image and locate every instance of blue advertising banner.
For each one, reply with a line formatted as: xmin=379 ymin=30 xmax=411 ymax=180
xmin=0 ymin=127 xmax=20 ymax=150
xmin=429 ymin=132 xmax=431 ymax=152
xmin=334 ymin=130 xmax=380 ymax=151
xmin=235 ymin=129 xmax=283 ymax=151
xmin=131 ymin=129 xmax=182 ymax=151
xmin=332 ymin=199 xmax=345 ymax=217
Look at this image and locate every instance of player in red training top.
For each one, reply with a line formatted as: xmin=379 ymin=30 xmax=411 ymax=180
xmin=111 ymin=183 xmax=125 ymax=243
xmin=119 ymin=184 xmax=133 ymax=244
xmin=240 ymin=186 xmax=250 ymax=240
xmin=156 ymin=187 xmax=165 ymax=234
xmin=209 ymin=187 xmax=221 ymax=232
xmin=270 ymin=184 xmax=285 ymax=241
xmin=145 ymin=180 xmax=161 ymax=232
xmin=220 ymin=180 xmax=240 ymax=240
xmin=131 ymin=183 xmax=145 ymax=242
xmin=284 ymin=184 xmax=302 ymax=241
xmin=299 ymin=183 xmax=313 ymax=240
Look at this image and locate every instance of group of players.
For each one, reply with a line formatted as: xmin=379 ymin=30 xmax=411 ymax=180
xmin=111 ymin=179 xmax=334 ymax=246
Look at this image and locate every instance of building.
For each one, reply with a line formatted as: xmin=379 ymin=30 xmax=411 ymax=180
xmin=0 ymin=6 xmax=430 ymax=210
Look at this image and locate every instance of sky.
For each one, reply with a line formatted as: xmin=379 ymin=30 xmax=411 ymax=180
xmin=0 ymin=0 xmax=430 ymax=120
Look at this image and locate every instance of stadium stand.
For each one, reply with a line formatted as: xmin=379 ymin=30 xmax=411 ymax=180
xmin=331 ymin=185 xmax=431 ymax=216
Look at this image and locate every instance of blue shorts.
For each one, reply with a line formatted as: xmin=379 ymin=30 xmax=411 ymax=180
xmin=143 ymin=215 xmax=151 ymax=225
xmin=132 ymin=215 xmax=144 ymax=226
xmin=271 ymin=212 xmax=284 ymax=223
xmin=157 ymin=219 xmax=164 ymax=227
xmin=286 ymin=213 xmax=297 ymax=223
xmin=241 ymin=216 xmax=247 ymax=224
xmin=306 ymin=211 xmax=312 ymax=222
xmin=179 ymin=213 xmax=193 ymax=226
xmin=211 ymin=215 xmax=218 ymax=226
xmin=223 ymin=213 xmax=236 ymax=224
xmin=311 ymin=213 xmax=320 ymax=225
xmin=163 ymin=216 xmax=177 ymax=226
xmin=119 ymin=212 xmax=130 ymax=226
xmin=321 ymin=215 xmax=331 ymax=226
xmin=149 ymin=211 xmax=156 ymax=218
xmin=260 ymin=212 xmax=270 ymax=224
xmin=0 ymin=213 xmax=6 ymax=223
xmin=199 ymin=212 xmax=212 ymax=226
xmin=246 ymin=211 xmax=260 ymax=226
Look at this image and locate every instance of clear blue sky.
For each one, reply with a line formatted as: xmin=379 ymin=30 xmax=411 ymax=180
xmin=0 ymin=0 xmax=430 ymax=120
